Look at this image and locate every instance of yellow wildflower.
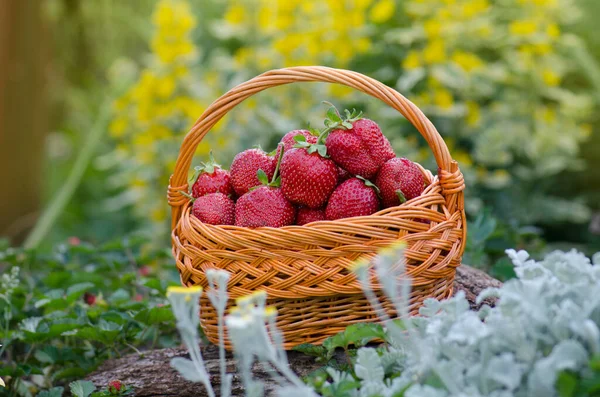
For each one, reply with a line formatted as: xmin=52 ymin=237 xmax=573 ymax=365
xmin=167 ymin=285 xmax=203 ymax=297
xmin=423 ymin=39 xmax=446 ymax=64
xmin=403 ymin=50 xmax=422 ymax=69
xmin=451 ymin=51 xmax=484 ymax=72
xmin=546 ymin=23 xmax=560 ymax=38
xmin=466 ymin=101 xmax=481 ymax=127
xmin=370 ymin=0 xmax=395 ymax=23
xmin=433 ymin=88 xmax=454 ymax=109
xmin=510 ymin=20 xmax=537 ymax=36
xmin=424 ymin=19 xmax=442 ymax=37
xmin=225 ymin=4 xmax=246 ymax=24
xmin=542 ymin=69 xmax=560 ymax=86
xmin=109 ymin=117 xmax=128 ymax=138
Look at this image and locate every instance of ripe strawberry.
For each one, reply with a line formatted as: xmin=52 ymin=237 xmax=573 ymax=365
xmin=191 ymin=193 xmax=235 ymax=225
xmin=230 ymin=148 xmax=277 ymax=196
xmin=108 ymin=380 xmax=124 ymax=395
xmin=276 ymin=129 xmax=318 ymax=158
xmin=296 ymin=207 xmax=326 ymax=225
xmin=323 ymin=106 xmax=395 ymax=179
xmin=325 ymin=177 xmax=380 ymax=220
xmin=375 ymin=157 xmax=424 ymax=208
xmin=190 ymin=153 xmax=234 ymax=198
xmin=280 ymin=144 xmax=338 ymax=209
xmin=337 ymin=167 xmax=352 ymax=182
xmin=235 ymin=146 xmax=295 ymax=228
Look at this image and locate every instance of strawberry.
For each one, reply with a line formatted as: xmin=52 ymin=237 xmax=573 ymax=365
xmin=296 ymin=207 xmax=326 ymax=225
xmin=190 ymin=152 xmax=234 ymax=198
xmin=337 ymin=167 xmax=352 ymax=182
xmin=235 ymin=146 xmax=296 ymax=228
xmin=108 ymin=380 xmax=124 ymax=395
xmin=375 ymin=157 xmax=424 ymax=208
xmin=276 ymin=129 xmax=318 ymax=158
xmin=230 ymin=148 xmax=277 ymax=196
xmin=323 ymin=106 xmax=395 ymax=179
xmin=325 ymin=177 xmax=380 ymax=220
xmin=280 ymin=135 xmax=338 ymax=208
xmin=191 ymin=192 xmax=235 ymax=225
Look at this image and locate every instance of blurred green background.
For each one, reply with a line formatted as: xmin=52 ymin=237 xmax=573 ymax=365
xmin=1 ymin=0 xmax=599 ymax=277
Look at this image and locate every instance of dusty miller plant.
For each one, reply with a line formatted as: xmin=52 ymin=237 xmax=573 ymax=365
xmin=169 ymin=245 xmax=600 ymax=397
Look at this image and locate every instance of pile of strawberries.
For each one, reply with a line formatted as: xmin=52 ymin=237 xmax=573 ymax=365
xmin=186 ymin=105 xmax=424 ymax=228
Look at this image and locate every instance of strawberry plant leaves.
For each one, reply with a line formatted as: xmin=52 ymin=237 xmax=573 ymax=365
xmin=293 ymin=134 xmax=307 ymax=143
xmin=37 ymin=387 xmax=64 ymax=397
xmin=257 ymin=169 xmax=269 ymax=185
xmin=323 ymin=323 xmax=386 ymax=356
xmin=69 ymin=380 xmax=96 ymax=397
xmin=293 ymin=343 xmax=328 ymax=361
xmin=326 ymin=106 xmax=342 ymax=123
xmin=134 ymin=306 xmax=174 ymax=325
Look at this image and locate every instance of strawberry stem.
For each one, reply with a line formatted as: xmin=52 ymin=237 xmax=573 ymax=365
xmin=271 ymin=143 xmax=285 ymax=185
xmin=179 ymin=190 xmax=197 ymax=202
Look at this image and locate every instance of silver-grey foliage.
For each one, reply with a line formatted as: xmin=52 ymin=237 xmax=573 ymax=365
xmin=169 ymin=246 xmax=600 ymax=397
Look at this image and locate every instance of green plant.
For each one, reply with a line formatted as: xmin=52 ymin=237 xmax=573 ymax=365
xmin=168 ymin=241 xmax=600 ymax=396
xmin=0 ymin=235 xmax=179 ymax=396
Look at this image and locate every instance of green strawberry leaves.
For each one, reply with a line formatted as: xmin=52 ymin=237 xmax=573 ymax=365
xmin=357 ymin=176 xmax=381 ymax=195
xmin=188 ymin=151 xmax=221 ymax=189
xmin=294 ymin=133 xmax=329 ymax=158
xmin=254 ymin=143 xmax=284 ymax=189
xmin=257 ymin=169 xmax=270 ymax=185
xmin=322 ymin=102 xmax=363 ymax=132
xmin=396 ymin=189 xmax=407 ymax=204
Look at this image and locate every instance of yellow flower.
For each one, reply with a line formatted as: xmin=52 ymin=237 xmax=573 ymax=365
xmin=510 ymin=20 xmax=537 ymax=36
xmin=109 ymin=117 xmax=128 ymax=138
xmin=433 ymin=88 xmax=453 ymax=109
xmin=370 ymin=0 xmax=395 ymax=23
xmin=542 ymin=69 xmax=560 ymax=86
xmin=466 ymin=101 xmax=481 ymax=127
xmin=167 ymin=285 xmax=203 ymax=297
xmin=424 ymin=19 xmax=442 ymax=37
xmin=403 ymin=50 xmax=422 ymax=69
xmin=454 ymin=150 xmax=473 ymax=167
xmin=156 ymin=75 xmax=176 ymax=99
xmin=462 ymin=0 xmax=489 ymax=18
xmin=225 ymin=4 xmax=246 ymax=24
xmin=546 ymin=23 xmax=560 ymax=38
xmin=451 ymin=51 xmax=483 ymax=72
xmin=423 ymin=39 xmax=446 ymax=64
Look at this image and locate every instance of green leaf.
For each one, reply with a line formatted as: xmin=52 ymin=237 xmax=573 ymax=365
xmin=108 ymin=288 xmax=130 ymax=304
xmin=396 ymin=189 xmax=407 ymax=204
xmin=293 ymin=135 xmax=307 ymax=143
xmin=66 ymin=283 xmax=95 ymax=300
xmin=34 ymin=346 xmax=59 ymax=364
xmin=37 ymin=387 xmax=64 ymax=397
xmin=323 ymin=323 xmax=386 ymax=357
xmin=271 ymin=176 xmax=281 ymax=188
xmin=293 ymin=343 xmax=328 ymax=360
xmin=257 ymin=169 xmax=269 ymax=185
xmin=317 ymin=145 xmax=328 ymax=158
xmin=556 ymin=371 xmax=578 ymax=397
xmin=326 ymin=106 xmax=342 ymax=123
xmin=307 ymin=146 xmax=317 ymax=154
xmin=134 ymin=306 xmax=174 ymax=325
xmin=69 ymin=380 xmax=96 ymax=397
xmin=54 ymin=367 xmax=88 ymax=381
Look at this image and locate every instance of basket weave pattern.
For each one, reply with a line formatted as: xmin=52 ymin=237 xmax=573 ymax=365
xmin=168 ymin=66 xmax=466 ymax=349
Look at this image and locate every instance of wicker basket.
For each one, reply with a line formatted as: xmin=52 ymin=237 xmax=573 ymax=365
xmin=168 ymin=66 xmax=466 ymax=349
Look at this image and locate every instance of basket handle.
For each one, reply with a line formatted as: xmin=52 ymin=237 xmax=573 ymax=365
xmin=168 ymin=66 xmax=464 ymax=225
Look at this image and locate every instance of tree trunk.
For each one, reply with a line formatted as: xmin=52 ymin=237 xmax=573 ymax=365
xmin=0 ymin=0 xmax=49 ymax=243
xmin=87 ymin=265 xmax=501 ymax=396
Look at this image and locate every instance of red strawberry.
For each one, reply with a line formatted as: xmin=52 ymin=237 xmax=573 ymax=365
xmin=108 ymin=380 xmax=124 ymax=395
xmin=296 ymin=207 xmax=326 ymax=225
xmin=323 ymin=106 xmax=395 ymax=179
xmin=280 ymin=146 xmax=338 ymax=209
xmin=375 ymin=157 xmax=424 ymax=208
xmin=191 ymin=153 xmax=234 ymax=198
xmin=325 ymin=177 xmax=380 ymax=220
xmin=230 ymin=148 xmax=277 ymax=196
xmin=337 ymin=167 xmax=352 ymax=182
xmin=235 ymin=146 xmax=295 ymax=228
xmin=191 ymin=193 xmax=235 ymax=225
xmin=83 ymin=292 xmax=96 ymax=306
xmin=276 ymin=129 xmax=318 ymax=158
